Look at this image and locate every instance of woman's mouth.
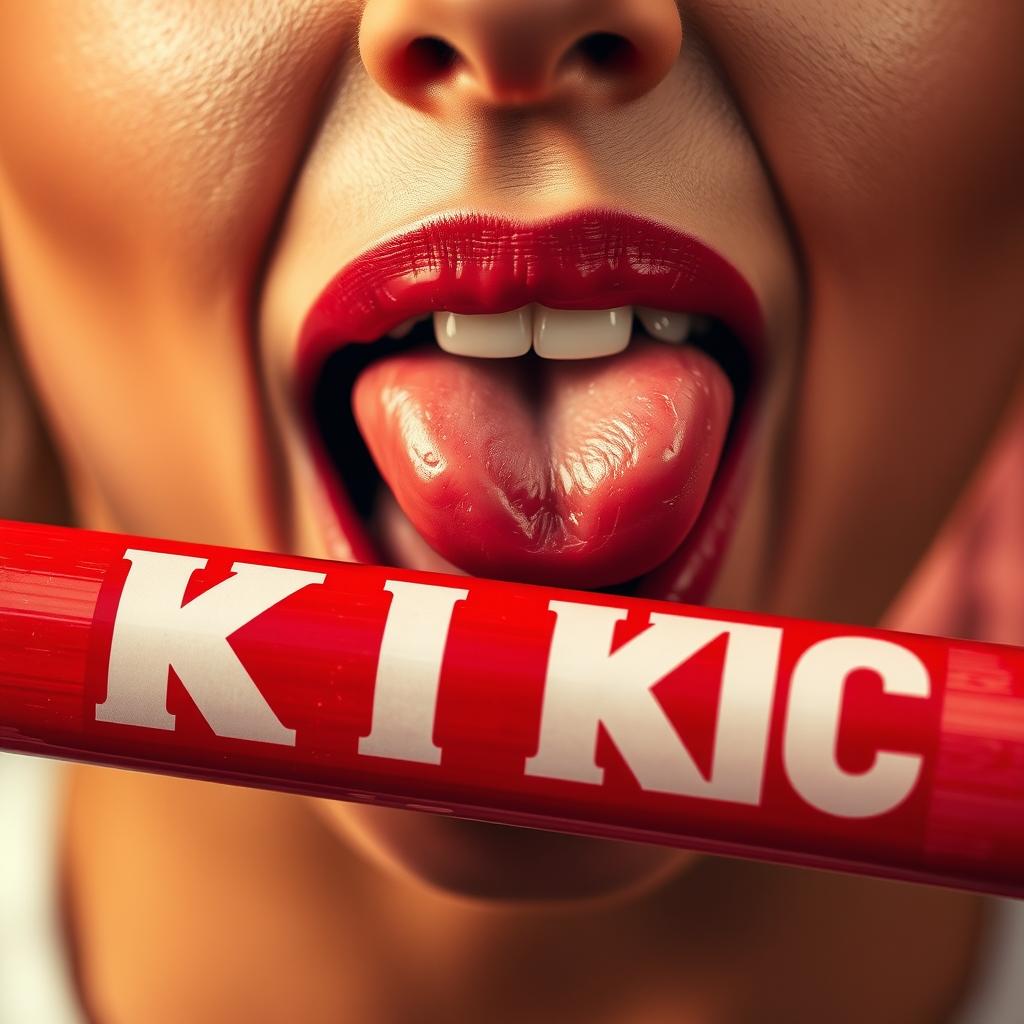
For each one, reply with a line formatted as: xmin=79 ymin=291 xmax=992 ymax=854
xmin=296 ymin=209 xmax=764 ymax=600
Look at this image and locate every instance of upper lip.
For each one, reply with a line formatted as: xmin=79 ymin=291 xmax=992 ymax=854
xmin=296 ymin=208 xmax=764 ymax=392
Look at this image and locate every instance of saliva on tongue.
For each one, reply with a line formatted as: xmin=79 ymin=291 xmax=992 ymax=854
xmin=352 ymin=338 xmax=733 ymax=590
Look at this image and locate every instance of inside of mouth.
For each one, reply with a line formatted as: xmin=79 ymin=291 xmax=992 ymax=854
xmin=312 ymin=316 xmax=751 ymax=595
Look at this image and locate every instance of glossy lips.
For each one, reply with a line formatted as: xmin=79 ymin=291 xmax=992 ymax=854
xmin=298 ymin=210 xmax=763 ymax=595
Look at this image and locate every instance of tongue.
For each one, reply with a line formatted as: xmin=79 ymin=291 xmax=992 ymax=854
xmin=352 ymin=339 xmax=733 ymax=589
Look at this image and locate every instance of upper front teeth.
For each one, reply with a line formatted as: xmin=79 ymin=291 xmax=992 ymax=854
xmin=533 ymin=306 xmax=632 ymax=360
xmin=428 ymin=305 xmax=695 ymax=360
xmin=434 ymin=308 xmax=532 ymax=358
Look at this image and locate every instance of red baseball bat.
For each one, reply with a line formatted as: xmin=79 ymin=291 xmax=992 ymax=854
xmin=1 ymin=519 xmax=1021 ymax=897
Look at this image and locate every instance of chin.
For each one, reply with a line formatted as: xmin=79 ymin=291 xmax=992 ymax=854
xmin=317 ymin=801 xmax=697 ymax=905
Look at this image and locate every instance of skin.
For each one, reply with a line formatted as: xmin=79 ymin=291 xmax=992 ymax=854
xmin=1 ymin=1 xmax=1022 ymax=1021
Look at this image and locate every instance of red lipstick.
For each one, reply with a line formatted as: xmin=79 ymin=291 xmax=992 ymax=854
xmin=2 ymin=520 xmax=1022 ymax=900
xmin=298 ymin=210 xmax=764 ymax=597
xmin=298 ymin=210 xmax=763 ymax=370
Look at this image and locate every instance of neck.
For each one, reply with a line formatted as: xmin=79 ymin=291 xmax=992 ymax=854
xmin=63 ymin=766 xmax=985 ymax=1024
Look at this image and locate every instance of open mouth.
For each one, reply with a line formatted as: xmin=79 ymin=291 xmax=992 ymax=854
xmin=297 ymin=210 xmax=764 ymax=602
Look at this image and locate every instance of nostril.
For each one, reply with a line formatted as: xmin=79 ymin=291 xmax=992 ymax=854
xmin=403 ymin=36 xmax=459 ymax=86
xmin=572 ymin=32 xmax=640 ymax=75
xmin=360 ymin=0 xmax=682 ymax=111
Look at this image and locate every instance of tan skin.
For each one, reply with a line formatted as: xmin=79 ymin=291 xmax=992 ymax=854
xmin=1 ymin=1 xmax=1022 ymax=1020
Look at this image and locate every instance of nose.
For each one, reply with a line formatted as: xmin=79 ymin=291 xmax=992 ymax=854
xmin=359 ymin=0 xmax=683 ymax=112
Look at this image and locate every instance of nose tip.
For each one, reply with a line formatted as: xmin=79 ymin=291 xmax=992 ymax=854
xmin=359 ymin=0 xmax=683 ymax=112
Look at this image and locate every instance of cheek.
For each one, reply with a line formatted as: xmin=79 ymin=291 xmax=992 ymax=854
xmin=707 ymin=0 xmax=1024 ymax=247
xmin=313 ymin=799 xmax=698 ymax=903
xmin=0 ymin=3 xmax=360 ymax=541
xmin=705 ymin=0 xmax=1024 ymax=344
xmin=0 ymin=1 xmax=351 ymax=290
xmin=700 ymin=0 xmax=1024 ymax=618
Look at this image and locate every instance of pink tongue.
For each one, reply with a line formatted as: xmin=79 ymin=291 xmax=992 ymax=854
xmin=352 ymin=340 xmax=733 ymax=589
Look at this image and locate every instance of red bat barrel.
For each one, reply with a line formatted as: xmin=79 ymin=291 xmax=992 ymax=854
xmin=1 ymin=518 xmax=1022 ymax=897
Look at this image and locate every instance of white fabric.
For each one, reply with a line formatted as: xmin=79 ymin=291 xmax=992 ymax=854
xmin=958 ymin=895 xmax=1024 ymax=1023
xmin=0 ymin=750 xmax=1021 ymax=1023
xmin=0 ymin=754 xmax=84 ymax=1024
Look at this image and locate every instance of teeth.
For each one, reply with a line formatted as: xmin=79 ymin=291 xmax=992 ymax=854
xmin=423 ymin=305 xmax=696 ymax=360
xmin=532 ymin=306 xmax=632 ymax=360
xmin=434 ymin=309 xmax=532 ymax=358
xmin=387 ymin=314 xmax=430 ymax=340
xmin=636 ymin=307 xmax=692 ymax=344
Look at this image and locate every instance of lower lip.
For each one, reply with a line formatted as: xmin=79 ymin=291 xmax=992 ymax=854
xmin=3 ymin=520 xmax=1023 ymax=900
xmin=297 ymin=210 xmax=765 ymax=598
